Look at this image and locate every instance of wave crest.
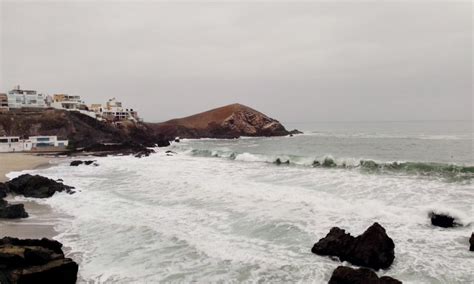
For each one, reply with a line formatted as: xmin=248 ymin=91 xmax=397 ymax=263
xmin=188 ymin=149 xmax=473 ymax=181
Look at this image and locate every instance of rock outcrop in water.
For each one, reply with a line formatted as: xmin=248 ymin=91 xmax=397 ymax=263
xmin=429 ymin=212 xmax=462 ymax=228
xmin=0 ymin=237 xmax=78 ymax=284
xmin=75 ymin=142 xmax=156 ymax=158
xmin=0 ymin=175 xmax=75 ymax=219
xmin=149 ymin=103 xmax=293 ymax=139
xmin=0 ymin=199 xmax=28 ymax=219
xmin=5 ymin=174 xmax=74 ymax=198
xmin=70 ymin=160 xmax=95 ymax=166
xmin=312 ymin=223 xmax=395 ymax=270
xmin=328 ymin=266 xmax=401 ymax=284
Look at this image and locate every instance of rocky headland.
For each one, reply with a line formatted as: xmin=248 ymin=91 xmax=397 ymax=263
xmin=148 ymin=103 xmax=299 ymax=139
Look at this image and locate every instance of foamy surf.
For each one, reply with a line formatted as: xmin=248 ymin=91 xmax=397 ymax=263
xmin=15 ymin=148 xmax=473 ymax=283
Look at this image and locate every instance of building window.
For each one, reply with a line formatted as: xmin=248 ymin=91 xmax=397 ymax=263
xmin=37 ymin=137 xmax=50 ymax=142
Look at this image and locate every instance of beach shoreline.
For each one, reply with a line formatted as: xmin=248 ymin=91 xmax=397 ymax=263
xmin=0 ymin=153 xmax=64 ymax=239
xmin=0 ymin=153 xmax=59 ymax=182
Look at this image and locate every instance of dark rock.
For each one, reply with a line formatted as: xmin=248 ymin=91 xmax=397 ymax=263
xmin=347 ymin=223 xmax=395 ymax=270
xmin=165 ymin=150 xmax=177 ymax=154
xmin=312 ymin=223 xmax=395 ymax=270
xmin=0 ymin=237 xmax=78 ymax=284
xmin=313 ymin=160 xmax=321 ymax=167
xmin=274 ymin=158 xmax=290 ymax=165
xmin=6 ymin=174 xmax=74 ymax=198
xmin=174 ymin=138 xmax=180 ymax=142
xmin=70 ymin=160 xmax=95 ymax=166
xmin=289 ymin=129 xmax=303 ymax=135
xmin=429 ymin=212 xmax=461 ymax=228
xmin=322 ymin=158 xmax=337 ymax=168
xmin=328 ymin=266 xmax=402 ymax=284
xmin=0 ymin=202 xmax=29 ymax=219
xmin=157 ymin=140 xmax=171 ymax=147
xmin=69 ymin=160 xmax=83 ymax=166
xmin=0 ymin=237 xmax=64 ymax=254
xmin=0 ymin=183 xmax=8 ymax=198
xmin=9 ymin=258 xmax=78 ymax=284
xmin=312 ymin=227 xmax=354 ymax=257
xmin=469 ymin=233 xmax=473 ymax=251
xmin=81 ymin=142 xmax=156 ymax=157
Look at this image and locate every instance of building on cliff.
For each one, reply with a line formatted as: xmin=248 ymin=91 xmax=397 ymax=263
xmin=90 ymin=98 xmax=140 ymax=122
xmin=50 ymin=94 xmax=85 ymax=110
xmin=49 ymin=94 xmax=99 ymax=119
xmin=7 ymin=86 xmax=46 ymax=109
xmin=0 ymin=94 xmax=8 ymax=112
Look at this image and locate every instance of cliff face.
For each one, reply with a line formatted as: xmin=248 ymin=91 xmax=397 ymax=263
xmin=149 ymin=103 xmax=290 ymax=139
xmin=0 ymin=109 xmax=159 ymax=148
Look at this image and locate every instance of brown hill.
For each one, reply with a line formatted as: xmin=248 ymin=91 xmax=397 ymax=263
xmin=149 ymin=103 xmax=290 ymax=139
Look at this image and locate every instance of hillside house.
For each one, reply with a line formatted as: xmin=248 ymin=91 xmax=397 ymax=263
xmin=7 ymin=86 xmax=46 ymax=108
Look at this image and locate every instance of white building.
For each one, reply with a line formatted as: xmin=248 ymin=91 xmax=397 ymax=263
xmin=28 ymin=136 xmax=69 ymax=149
xmin=50 ymin=94 xmax=84 ymax=110
xmin=0 ymin=136 xmax=24 ymax=152
xmin=50 ymin=94 xmax=99 ymax=119
xmin=7 ymin=86 xmax=46 ymax=109
xmin=91 ymin=98 xmax=139 ymax=122
xmin=0 ymin=136 xmax=68 ymax=152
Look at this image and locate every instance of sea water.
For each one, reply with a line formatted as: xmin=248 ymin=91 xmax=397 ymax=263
xmin=7 ymin=121 xmax=473 ymax=283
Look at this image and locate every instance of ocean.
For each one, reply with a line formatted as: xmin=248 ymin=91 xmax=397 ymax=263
xmin=7 ymin=120 xmax=473 ymax=283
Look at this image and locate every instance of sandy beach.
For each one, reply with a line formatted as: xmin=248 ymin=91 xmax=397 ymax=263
xmin=0 ymin=153 xmax=54 ymax=182
xmin=0 ymin=153 xmax=62 ymax=239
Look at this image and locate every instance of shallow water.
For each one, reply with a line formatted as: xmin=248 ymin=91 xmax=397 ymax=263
xmin=7 ymin=120 xmax=473 ymax=283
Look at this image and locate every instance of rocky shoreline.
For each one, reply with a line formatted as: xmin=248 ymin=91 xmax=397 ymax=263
xmin=0 ymin=174 xmax=79 ymax=283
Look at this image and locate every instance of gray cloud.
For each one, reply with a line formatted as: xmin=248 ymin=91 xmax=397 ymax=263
xmin=1 ymin=1 xmax=471 ymax=122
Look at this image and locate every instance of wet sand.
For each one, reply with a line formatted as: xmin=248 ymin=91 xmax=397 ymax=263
xmin=0 ymin=153 xmax=54 ymax=182
xmin=0 ymin=153 xmax=63 ymax=239
xmin=0 ymin=200 xmax=58 ymax=239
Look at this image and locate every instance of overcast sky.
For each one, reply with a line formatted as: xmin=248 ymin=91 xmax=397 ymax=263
xmin=0 ymin=1 xmax=472 ymax=123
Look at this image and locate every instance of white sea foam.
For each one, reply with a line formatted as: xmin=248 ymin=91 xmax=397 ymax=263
xmin=14 ymin=150 xmax=473 ymax=283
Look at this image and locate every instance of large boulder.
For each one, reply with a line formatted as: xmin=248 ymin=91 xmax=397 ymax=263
xmin=5 ymin=174 xmax=74 ymax=198
xmin=328 ymin=266 xmax=402 ymax=284
xmin=69 ymin=160 xmax=83 ymax=166
xmin=470 ymin=233 xmax=473 ymax=252
xmin=0 ymin=183 xmax=7 ymax=198
xmin=312 ymin=223 xmax=395 ymax=270
xmin=0 ymin=237 xmax=78 ymax=284
xmin=429 ymin=212 xmax=461 ymax=228
xmin=0 ymin=200 xmax=28 ymax=219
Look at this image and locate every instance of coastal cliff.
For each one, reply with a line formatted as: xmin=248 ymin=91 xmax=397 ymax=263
xmin=148 ymin=103 xmax=291 ymax=139
xmin=0 ymin=109 xmax=161 ymax=149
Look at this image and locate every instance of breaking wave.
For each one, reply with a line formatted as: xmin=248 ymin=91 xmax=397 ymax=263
xmin=188 ymin=149 xmax=474 ymax=181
